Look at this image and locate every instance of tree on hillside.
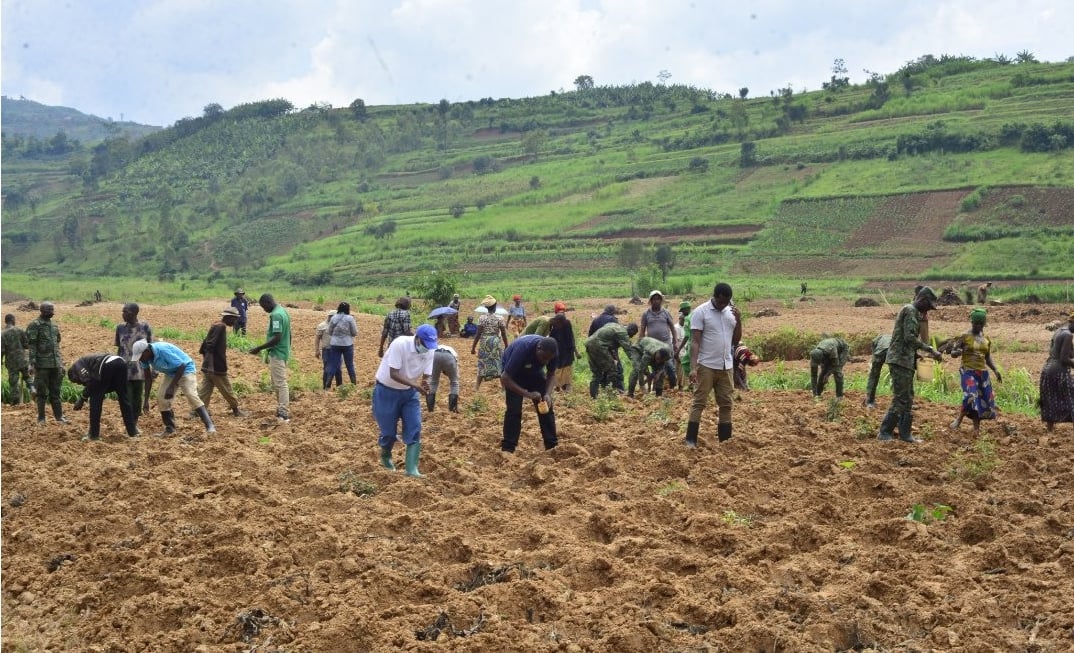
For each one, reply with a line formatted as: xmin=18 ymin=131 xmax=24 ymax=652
xmin=1015 ymin=50 xmax=1038 ymax=64
xmin=203 ymin=103 xmax=224 ymax=119
xmin=349 ymin=98 xmax=368 ymax=121
xmin=654 ymin=243 xmax=675 ymax=283
xmin=574 ymin=75 xmax=594 ymax=91
xmin=450 ymin=203 xmax=465 ymax=219
xmin=657 ymin=70 xmax=672 ymax=84
xmin=823 ymin=58 xmax=850 ymax=91
xmin=618 ymin=240 xmax=645 ymax=270
xmin=521 ymin=128 xmax=548 ymax=156
xmin=411 ymin=269 xmax=460 ymax=309
xmin=738 ymin=87 xmax=749 ymax=99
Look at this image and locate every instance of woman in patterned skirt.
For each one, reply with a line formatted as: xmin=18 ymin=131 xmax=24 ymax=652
xmin=949 ymin=308 xmax=1002 ymax=434
xmin=471 ymin=295 xmax=509 ymax=391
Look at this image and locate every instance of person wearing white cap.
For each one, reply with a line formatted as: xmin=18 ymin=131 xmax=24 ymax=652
xmin=132 ymin=339 xmax=216 ymax=435
xmin=197 ymin=307 xmax=248 ymax=418
xmin=374 ymin=323 xmax=438 ymax=476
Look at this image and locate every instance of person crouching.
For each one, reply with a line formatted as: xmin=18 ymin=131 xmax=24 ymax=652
xmin=373 ymin=324 xmax=438 ymax=476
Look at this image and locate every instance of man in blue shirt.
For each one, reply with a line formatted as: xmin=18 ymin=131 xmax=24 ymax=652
xmin=230 ymin=288 xmax=249 ymax=335
xmin=132 ymin=339 xmax=216 ymax=436
xmin=500 ymin=335 xmax=558 ymax=453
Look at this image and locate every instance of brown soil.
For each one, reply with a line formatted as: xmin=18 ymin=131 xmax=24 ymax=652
xmin=3 ymin=298 xmax=1074 ymax=652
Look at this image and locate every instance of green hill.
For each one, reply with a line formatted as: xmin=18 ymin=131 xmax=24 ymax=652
xmin=1 ymin=96 xmax=161 ymax=143
xmin=2 ymin=54 xmax=1073 ymax=303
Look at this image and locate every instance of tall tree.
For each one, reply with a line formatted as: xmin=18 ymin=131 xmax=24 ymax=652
xmin=574 ymin=75 xmax=594 ymax=91
xmin=654 ymin=244 xmax=675 ymax=282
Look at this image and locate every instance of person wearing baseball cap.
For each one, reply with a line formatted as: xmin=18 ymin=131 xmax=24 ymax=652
xmin=230 ymin=288 xmax=249 ymax=336
xmin=877 ymin=286 xmax=942 ymax=443
xmin=132 ymin=338 xmax=217 ymax=436
xmin=197 ymin=307 xmax=249 ymax=418
xmin=373 ymin=323 xmax=437 ymax=476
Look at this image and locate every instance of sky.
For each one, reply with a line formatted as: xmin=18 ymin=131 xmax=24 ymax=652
xmin=2 ymin=0 xmax=1072 ymax=127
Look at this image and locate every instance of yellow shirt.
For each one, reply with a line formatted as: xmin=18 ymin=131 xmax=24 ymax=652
xmin=957 ymin=332 xmax=990 ymax=371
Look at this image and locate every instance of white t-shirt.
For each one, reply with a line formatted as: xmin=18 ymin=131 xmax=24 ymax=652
xmin=375 ymin=336 xmax=434 ymax=389
xmin=690 ymin=300 xmax=737 ymax=370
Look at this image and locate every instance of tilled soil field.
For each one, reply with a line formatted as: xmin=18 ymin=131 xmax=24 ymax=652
xmin=2 ymin=297 xmax=1073 ymax=652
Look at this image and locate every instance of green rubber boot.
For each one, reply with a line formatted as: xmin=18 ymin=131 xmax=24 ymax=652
xmin=379 ymin=445 xmax=396 ymax=471
xmin=404 ymin=442 xmax=422 ymax=477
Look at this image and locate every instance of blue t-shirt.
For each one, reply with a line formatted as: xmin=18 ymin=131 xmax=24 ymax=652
xmin=501 ymin=335 xmax=555 ymax=390
xmin=140 ymin=341 xmax=196 ymax=376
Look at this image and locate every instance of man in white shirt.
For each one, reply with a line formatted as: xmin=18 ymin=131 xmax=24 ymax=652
xmin=686 ymin=282 xmax=742 ymax=447
xmin=373 ymin=324 xmax=437 ymax=476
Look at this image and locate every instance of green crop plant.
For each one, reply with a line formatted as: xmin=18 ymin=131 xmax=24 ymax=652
xmin=465 ymin=394 xmax=489 ymax=417
xmin=720 ymin=510 xmax=755 ymax=528
xmin=657 ymin=480 xmax=687 ymax=497
xmin=906 ymin=503 xmax=952 ymax=523
xmin=825 ymin=397 xmax=843 ymax=422
xmin=338 ymin=471 xmax=378 ymax=497
xmin=948 ymin=434 xmax=1002 ymax=480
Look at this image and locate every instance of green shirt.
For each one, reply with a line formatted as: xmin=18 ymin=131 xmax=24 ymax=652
xmin=267 ymin=305 xmax=291 ymax=361
xmin=587 ymin=323 xmax=633 ymax=353
xmin=1 ymin=326 xmax=29 ymax=370
xmin=812 ymin=337 xmax=850 ymax=368
xmin=885 ymin=304 xmax=929 ymax=370
xmin=26 ymin=317 xmax=62 ymax=369
xmin=523 ymin=316 xmax=552 ymax=336
xmin=629 ymin=337 xmax=673 ymax=372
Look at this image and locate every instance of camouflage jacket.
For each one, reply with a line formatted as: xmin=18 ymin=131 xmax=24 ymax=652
xmin=26 ymin=317 xmax=62 ymax=369
xmin=1 ymin=326 xmax=29 ymax=370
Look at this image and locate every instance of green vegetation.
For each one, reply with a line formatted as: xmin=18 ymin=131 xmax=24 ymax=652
xmin=4 ymin=57 xmax=1074 ymax=302
xmin=948 ymin=435 xmax=1002 ymax=480
xmin=337 ymin=471 xmax=378 ymax=497
xmin=906 ymin=503 xmax=953 ymax=523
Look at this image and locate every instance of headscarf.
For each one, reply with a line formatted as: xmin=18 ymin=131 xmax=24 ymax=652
xmin=481 ymin=295 xmax=497 ymax=308
xmin=969 ymin=307 xmax=987 ymax=325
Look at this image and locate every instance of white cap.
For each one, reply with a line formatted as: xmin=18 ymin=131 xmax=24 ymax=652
xmin=131 ymin=339 xmax=150 ymax=360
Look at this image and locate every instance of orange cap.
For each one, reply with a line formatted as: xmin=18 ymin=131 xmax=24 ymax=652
xmin=553 ymin=301 xmax=567 ymax=313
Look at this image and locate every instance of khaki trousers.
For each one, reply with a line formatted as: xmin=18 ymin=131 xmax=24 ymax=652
xmin=198 ymin=372 xmax=239 ymax=411
xmin=269 ymin=357 xmax=289 ymax=418
xmin=157 ymin=372 xmax=204 ymax=412
xmin=689 ymin=365 xmax=734 ymax=424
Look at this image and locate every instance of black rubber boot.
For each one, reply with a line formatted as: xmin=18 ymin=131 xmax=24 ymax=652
xmin=685 ymin=421 xmax=700 ymax=448
xmin=159 ymin=410 xmax=177 ymax=436
xmin=589 ymin=377 xmax=599 ymax=399
xmin=426 ymin=393 xmax=436 ymax=412
xmin=897 ymin=413 xmax=918 ymax=443
xmin=448 ymin=394 xmax=459 ymax=413
xmin=196 ymin=406 xmax=216 ymax=433
xmin=718 ymin=422 xmax=732 ymax=442
xmin=877 ymin=410 xmax=898 ymax=441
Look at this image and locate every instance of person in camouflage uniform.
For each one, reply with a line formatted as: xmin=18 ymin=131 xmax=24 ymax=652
xmin=810 ymin=336 xmax=850 ymax=399
xmin=877 ymin=288 xmax=942 ymax=443
xmin=627 ymin=336 xmax=673 ymax=397
xmin=2 ymin=314 xmax=33 ymax=404
xmin=584 ymin=322 xmax=637 ymax=398
xmin=863 ymin=334 xmax=892 ymax=409
xmin=26 ymin=302 xmax=68 ymax=424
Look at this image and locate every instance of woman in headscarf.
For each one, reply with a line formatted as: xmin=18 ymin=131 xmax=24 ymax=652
xmin=949 ymin=307 xmax=1002 ymax=434
xmin=1039 ymin=311 xmax=1074 ymax=432
xmin=470 ymin=295 xmax=509 ymax=390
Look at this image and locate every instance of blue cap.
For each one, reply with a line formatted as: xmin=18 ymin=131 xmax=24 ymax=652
xmin=415 ymin=324 xmax=438 ymax=350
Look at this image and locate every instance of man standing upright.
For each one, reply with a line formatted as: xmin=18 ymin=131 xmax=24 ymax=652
xmin=26 ymin=302 xmax=67 ymax=425
xmin=249 ymin=293 xmax=292 ymax=422
xmin=230 ymin=288 xmax=249 ymax=335
xmin=877 ymin=287 xmax=942 ymax=443
xmin=2 ymin=314 xmax=32 ymax=405
xmin=115 ymin=303 xmax=153 ymax=416
xmin=198 ymin=307 xmax=249 ymax=417
xmin=379 ymin=297 xmax=413 ymax=357
xmin=639 ymin=290 xmax=679 ymax=390
xmin=686 ymin=283 xmax=741 ymax=447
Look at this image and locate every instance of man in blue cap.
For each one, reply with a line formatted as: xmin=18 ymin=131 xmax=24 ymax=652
xmin=374 ymin=323 xmax=437 ymax=476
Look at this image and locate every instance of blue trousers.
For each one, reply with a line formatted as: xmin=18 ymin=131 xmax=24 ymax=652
xmin=327 ymin=344 xmax=356 ymax=384
xmin=372 ymin=382 xmax=422 ymax=447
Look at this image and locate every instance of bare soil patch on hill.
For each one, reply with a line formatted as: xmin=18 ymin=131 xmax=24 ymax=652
xmin=2 ymin=298 xmax=1073 ymax=652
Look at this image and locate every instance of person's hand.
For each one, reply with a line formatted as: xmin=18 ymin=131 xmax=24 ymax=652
xmin=995 ymin=371 xmax=1002 ymax=383
xmin=142 ymin=401 xmax=151 ymax=416
xmin=249 ymin=346 xmax=261 ymax=356
xmin=378 ymin=348 xmax=384 ymax=358
xmin=315 ymin=351 xmax=321 ymax=360
xmin=419 ymin=379 xmax=430 ymax=395
xmin=73 ymin=397 xmax=84 ymax=411
xmin=930 ymin=348 xmax=942 ymax=362
xmin=689 ymin=370 xmax=698 ymax=385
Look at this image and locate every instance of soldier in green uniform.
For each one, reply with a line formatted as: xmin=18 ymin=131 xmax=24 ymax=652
xmin=877 ymin=288 xmax=941 ymax=443
xmin=863 ymin=334 xmax=892 ymax=409
xmin=627 ymin=336 xmax=673 ymax=397
xmin=810 ymin=336 xmax=850 ymax=399
xmin=2 ymin=314 xmax=33 ymax=404
xmin=584 ymin=322 xmax=637 ymax=397
xmin=26 ymin=302 xmax=68 ymax=424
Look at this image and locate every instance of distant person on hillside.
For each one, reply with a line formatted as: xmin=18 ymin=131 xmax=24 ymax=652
xmin=1039 ymin=311 xmax=1074 ymax=432
xmin=197 ymin=307 xmax=249 ymax=418
xmin=94 ymin=289 xmax=102 ymax=302
xmin=810 ymin=337 xmax=850 ymax=399
xmin=977 ymin=282 xmax=993 ymax=304
xmin=863 ymin=334 xmax=892 ymax=409
xmin=948 ymin=308 xmax=1002 ymax=434
xmin=801 ymin=282 xmax=808 ymax=296
xmin=471 ymin=296 xmax=509 ymax=391
xmin=249 ymin=293 xmax=292 ymax=422
xmin=508 ymin=295 xmax=528 ymax=337
xmin=877 ymin=287 xmax=942 ymax=443
xmin=115 ymin=303 xmax=154 ymax=416
xmin=230 ymin=288 xmax=249 ymax=336
xmin=379 ymin=297 xmax=413 ymax=357
xmin=26 ymin=302 xmax=67 ymax=425
xmin=2 ymin=314 xmax=33 ymax=405
xmin=67 ymin=352 xmax=139 ymax=441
